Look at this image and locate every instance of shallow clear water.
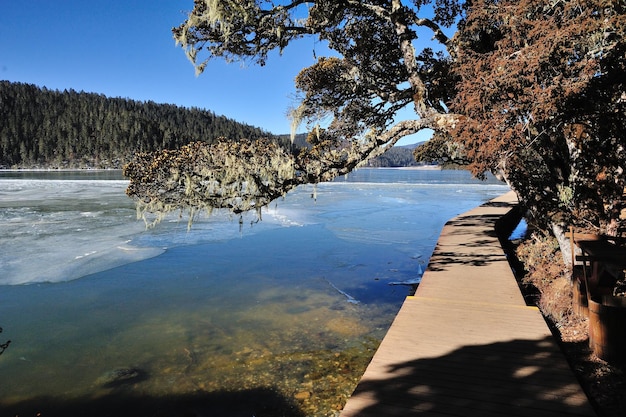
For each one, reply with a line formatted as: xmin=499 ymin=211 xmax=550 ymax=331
xmin=0 ymin=169 xmax=509 ymax=416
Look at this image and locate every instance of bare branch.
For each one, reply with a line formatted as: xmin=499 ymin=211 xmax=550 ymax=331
xmin=415 ymin=17 xmax=450 ymax=45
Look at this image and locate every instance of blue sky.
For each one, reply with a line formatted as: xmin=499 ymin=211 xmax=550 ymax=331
xmin=1 ymin=0 xmax=429 ymax=144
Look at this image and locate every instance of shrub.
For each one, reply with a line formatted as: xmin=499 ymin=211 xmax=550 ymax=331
xmin=516 ymin=232 xmax=574 ymax=327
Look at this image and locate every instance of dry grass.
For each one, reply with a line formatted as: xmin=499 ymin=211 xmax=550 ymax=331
xmin=516 ymin=232 xmax=578 ymax=327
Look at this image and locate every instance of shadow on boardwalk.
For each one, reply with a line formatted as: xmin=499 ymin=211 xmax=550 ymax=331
xmin=344 ymin=336 xmax=594 ymax=417
xmin=426 ymin=249 xmax=505 ymax=270
xmin=422 ymin=201 xmax=524 ymax=274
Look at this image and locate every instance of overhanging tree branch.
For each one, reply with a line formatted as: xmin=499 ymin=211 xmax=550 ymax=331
xmin=125 ymin=1 xmax=466 ymax=223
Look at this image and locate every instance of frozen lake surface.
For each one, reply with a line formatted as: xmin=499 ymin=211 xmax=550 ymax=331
xmin=0 ymin=168 xmax=509 ymax=416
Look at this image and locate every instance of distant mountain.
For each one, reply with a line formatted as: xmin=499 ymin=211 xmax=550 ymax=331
xmin=366 ymin=141 xmax=427 ymax=167
xmin=275 ymin=133 xmax=427 ymax=168
xmin=276 ymin=133 xmax=310 ymax=149
xmin=396 ymin=142 xmax=423 ymax=150
xmin=0 ymin=81 xmax=284 ymax=169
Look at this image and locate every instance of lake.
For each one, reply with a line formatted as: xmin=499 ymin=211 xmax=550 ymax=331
xmin=0 ymin=168 xmax=509 ymax=416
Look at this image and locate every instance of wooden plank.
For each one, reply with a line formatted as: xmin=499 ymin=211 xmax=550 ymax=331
xmin=340 ymin=192 xmax=596 ymax=417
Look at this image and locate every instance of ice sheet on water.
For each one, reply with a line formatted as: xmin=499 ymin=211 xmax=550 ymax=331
xmin=0 ymin=178 xmax=312 ymax=285
xmin=0 ymin=179 xmax=162 ymax=285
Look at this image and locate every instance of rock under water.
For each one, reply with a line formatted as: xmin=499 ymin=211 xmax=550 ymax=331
xmin=97 ymin=367 xmax=146 ymax=388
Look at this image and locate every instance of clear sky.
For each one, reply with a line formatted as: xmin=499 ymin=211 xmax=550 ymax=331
xmin=1 ymin=0 xmax=429 ymax=144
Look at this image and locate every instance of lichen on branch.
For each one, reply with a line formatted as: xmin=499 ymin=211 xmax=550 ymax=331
xmin=123 ymin=139 xmax=298 ymax=225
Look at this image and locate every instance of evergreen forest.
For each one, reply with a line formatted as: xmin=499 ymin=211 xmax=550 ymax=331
xmin=0 ymin=81 xmax=279 ymax=169
xmin=366 ymin=145 xmax=421 ymax=168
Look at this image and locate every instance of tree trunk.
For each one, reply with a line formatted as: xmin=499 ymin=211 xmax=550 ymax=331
xmin=551 ymin=222 xmax=573 ymax=270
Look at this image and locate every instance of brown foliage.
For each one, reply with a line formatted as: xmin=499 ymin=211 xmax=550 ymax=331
xmin=452 ymin=0 xmax=626 ymax=231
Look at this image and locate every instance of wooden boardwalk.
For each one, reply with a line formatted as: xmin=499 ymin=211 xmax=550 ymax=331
xmin=340 ymin=192 xmax=596 ymax=417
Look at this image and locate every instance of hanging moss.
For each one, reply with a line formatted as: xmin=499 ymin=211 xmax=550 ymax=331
xmin=124 ymin=139 xmax=299 ymax=226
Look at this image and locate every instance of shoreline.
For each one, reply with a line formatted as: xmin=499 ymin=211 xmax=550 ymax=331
xmin=395 ymin=165 xmax=441 ymax=170
xmin=0 ymin=165 xmax=442 ymax=172
xmin=0 ymin=168 xmax=123 ymax=172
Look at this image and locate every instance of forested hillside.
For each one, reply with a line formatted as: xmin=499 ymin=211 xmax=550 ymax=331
xmin=0 ymin=81 xmax=421 ymax=169
xmin=0 ymin=81 xmax=277 ymax=169
xmin=367 ymin=145 xmax=421 ymax=167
